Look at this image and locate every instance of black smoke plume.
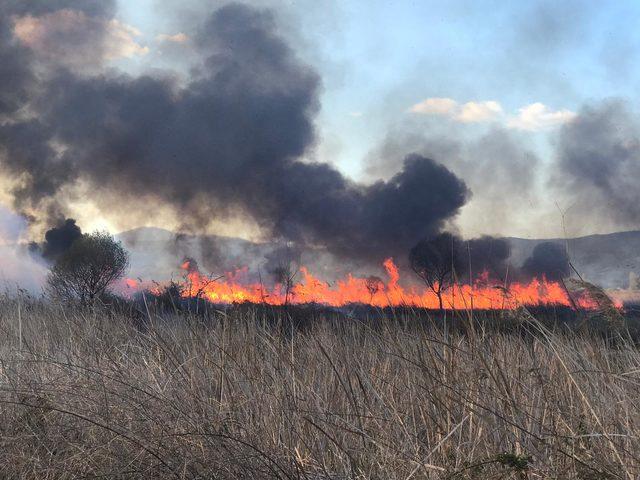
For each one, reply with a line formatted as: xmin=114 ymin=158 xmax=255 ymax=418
xmin=466 ymin=236 xmax=511 ymax=281
xmin=31 ymin=218 xmax=83 ymax=262
xmin=0 ymin=2 xmax=469 ymax=264
xmin=522 ymin=242 xmax=570 ymax=281
xmin=409 ymin=232 xmax=512 ymax=285
xmin=408 ymin=233 xmax=574 ymax=285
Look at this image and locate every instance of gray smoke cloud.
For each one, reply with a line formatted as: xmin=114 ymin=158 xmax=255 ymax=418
xmin=0 ymin=0 xmax=118 ymax=218
xmin=0 ymin=0 xmax=117 ymax=116
xmin=555 ymin=99 xmax=640 ymax=230
xmin=0 ymin=2 xmax=469 ymax=265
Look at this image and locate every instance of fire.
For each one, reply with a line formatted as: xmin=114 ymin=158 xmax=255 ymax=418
xmin=146 ymin=258 xmax=605 ymax=310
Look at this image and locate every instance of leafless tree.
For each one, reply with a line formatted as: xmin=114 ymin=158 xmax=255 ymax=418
xmin=272 ymin=263 xmax=298 ymax=306
xmin=268 ymin=243 xmax=300 ymax=306
xmin=409 ymin=233 xmax=464 ymax=311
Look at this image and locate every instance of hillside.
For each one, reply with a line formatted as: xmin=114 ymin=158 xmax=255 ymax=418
xmin=509 ymin=231 xmax=640 ymax=289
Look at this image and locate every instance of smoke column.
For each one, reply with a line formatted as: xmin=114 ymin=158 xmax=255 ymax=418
xmin=0 ymin=2 xmax=469 ymax=265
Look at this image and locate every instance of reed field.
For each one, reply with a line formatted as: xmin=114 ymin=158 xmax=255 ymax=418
xmin=0 ymin=295 xmax=639 ymax=479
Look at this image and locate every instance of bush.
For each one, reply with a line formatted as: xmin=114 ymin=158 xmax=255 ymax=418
xmin=47 ymin=231 xmax=129 ymax=305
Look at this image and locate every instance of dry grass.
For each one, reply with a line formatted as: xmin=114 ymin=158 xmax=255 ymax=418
xmin=0 ymin=296 xmax=639 ymax=479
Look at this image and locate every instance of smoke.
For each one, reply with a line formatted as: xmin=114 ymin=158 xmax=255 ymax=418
xmin=409 ymin=231 xmax=573 ymax=285
xmin=0 ymin=2 xmax=469 ymax=265
xmin=408 ymin=232 xmax=512 ymax=285
xmin=270 ymin=153 xmax=468 ymax=261
xmin=0 ymin=0 xmax=116 ymax=113
xmin=264 ymin=243 xmax=302 ymax=283
xmin=521 ymin=242 xmax=570 ymax=281
xmin=0 ymin=204 xmax=26 ymax=244
xmin=12 ymin=7 xmax=146 ymax=71
xmin=466 ymin=236 xmax=511 ymax=281
xmin=0 ymin=205 xmax=47 ymax=292
xmin=39 ymin=218 xmax=82 ymax=262
xmin=555 ymin=100 xmax=640 ymax=231
xmin=366 ymin=126 xmax=540 ymax=238
xmin=0 ymin=0 xmax=118 ymax=221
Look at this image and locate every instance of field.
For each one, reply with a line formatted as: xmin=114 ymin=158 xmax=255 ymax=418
xmin=0 ymin=296 xmax=639 ymax=479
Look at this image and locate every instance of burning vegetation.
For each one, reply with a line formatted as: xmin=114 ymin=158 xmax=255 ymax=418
xmin=30 ymin=219 xmax=614 ymax=312
xmin=117 ymin=227 xmax=607 ymax=312
xmin=153 ymin=256 xmax=602 ymax=310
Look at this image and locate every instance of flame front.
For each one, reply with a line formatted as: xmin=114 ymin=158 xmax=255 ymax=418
xmin=157 ymin=258 xmax=602 ymax=310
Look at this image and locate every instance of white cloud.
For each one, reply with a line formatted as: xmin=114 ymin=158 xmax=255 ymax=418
xmin=409 ymin=97 xmax=575 ymax=131
xmin=409 ymin=97 xmax=502 ymax=123
xmin=13 ymin=9 xmax=148 ymax=68
xmin=408 ymin=97 xmax=457 ymax=115
xmin=507 ymin=103 xmax=576 ymax=131
xmin=455 ymin=101 xmax=503 ymax=123
xmin=156 ymin=32 xmax=189 ymax=44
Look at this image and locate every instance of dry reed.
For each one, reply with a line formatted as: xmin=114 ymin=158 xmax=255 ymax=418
xmin=0 ymin=296 xmax=638 ymax=479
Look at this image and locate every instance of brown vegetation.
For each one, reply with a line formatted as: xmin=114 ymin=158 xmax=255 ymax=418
xmin=0 ymin=296 xmax=638 ymax=478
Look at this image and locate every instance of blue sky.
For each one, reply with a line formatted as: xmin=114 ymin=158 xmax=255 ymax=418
xmin=321 ymin=1 xmax=639 ymax=171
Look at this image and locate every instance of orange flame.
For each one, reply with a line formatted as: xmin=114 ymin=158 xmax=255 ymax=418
xmin=148 ymin=258 xmax=604 ymax=310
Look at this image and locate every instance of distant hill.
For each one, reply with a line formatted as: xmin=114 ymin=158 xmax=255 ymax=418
xmin=116 ymin=227 xmax=640 ymax=289
xmin=508 ymin=231 xmax=640 ymax=289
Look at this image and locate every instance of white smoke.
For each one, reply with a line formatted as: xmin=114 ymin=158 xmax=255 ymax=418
xmin=0 ymin=205 xmax=47 ymax=293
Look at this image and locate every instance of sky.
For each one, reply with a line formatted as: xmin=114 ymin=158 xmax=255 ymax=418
xmin=2 ymin=0 xmax=640 ymax=243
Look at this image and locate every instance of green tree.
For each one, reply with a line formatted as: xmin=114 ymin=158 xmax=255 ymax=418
xmin=47 ymin=232 xmax=129 ymax=305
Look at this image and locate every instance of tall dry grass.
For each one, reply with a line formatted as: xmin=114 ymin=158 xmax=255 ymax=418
xmin=0 ymin=296 xmax=638 ymax=479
